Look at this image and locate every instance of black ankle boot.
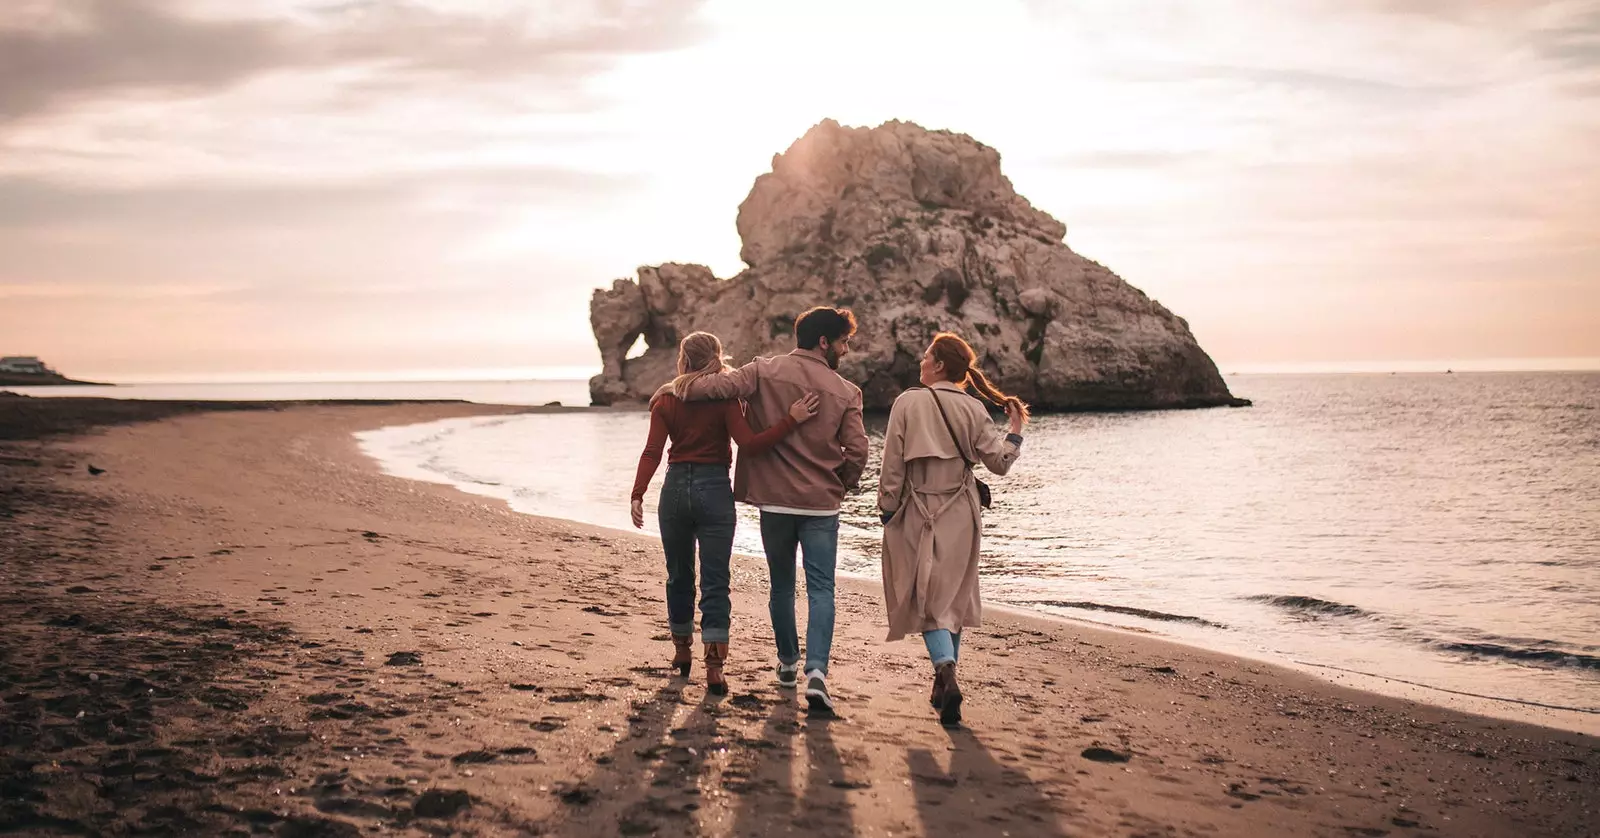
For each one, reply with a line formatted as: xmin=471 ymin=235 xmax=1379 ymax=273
xmin=934 ymin=662 xmax=962 ymax=726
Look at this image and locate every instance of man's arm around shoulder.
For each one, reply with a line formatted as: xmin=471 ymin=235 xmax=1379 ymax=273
xmin=682 ymin=359 xmax=760 ymax=401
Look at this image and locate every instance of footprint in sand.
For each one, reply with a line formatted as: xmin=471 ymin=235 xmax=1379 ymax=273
xmin=412 ymin=789 xmax=472 ymax=819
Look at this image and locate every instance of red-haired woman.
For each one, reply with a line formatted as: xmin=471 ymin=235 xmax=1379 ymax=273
xmin=877 ymin=332 xmax=1028 ymax=726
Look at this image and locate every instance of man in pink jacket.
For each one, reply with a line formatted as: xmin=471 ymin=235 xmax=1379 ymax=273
xmin=684 ymin=306 xmax=870 ymax=713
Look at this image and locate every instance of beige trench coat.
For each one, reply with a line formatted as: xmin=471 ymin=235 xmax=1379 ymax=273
xmin=877 ymin=381 xmax=1022 ymax=641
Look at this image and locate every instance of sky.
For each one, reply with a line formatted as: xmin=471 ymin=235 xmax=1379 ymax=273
xmin=2 ymin=0 xmax=1597 ymax=382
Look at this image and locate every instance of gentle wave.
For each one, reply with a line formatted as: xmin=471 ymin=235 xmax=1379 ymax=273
xmin=1251 ymin=594 xmax=1600 ymax=674
xmin=1246 ymin=594 xmax=1373 ymax=619
xmin=1436 ymin=642 xmax=1600 ymax=672
xmin=1022 ymin=600 xmax=1228 ymax=629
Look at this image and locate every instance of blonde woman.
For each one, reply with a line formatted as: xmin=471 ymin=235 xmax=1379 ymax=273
xmin=630 ymin=332 xmax=819 ymax=694
xmin=877 ymin=332 xmax=1027 ymax=725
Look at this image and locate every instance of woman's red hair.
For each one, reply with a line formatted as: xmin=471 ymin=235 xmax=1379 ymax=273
xmin=928 ymin=332 xmax=1030 ymax=423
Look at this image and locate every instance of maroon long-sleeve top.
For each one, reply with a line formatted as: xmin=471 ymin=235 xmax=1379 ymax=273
xmin=630 ymin=394 xmax=797 ymax=502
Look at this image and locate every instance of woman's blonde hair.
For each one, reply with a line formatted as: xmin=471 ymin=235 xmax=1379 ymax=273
xmin=928 ymin=332 xmax=1031 ymax=424
xmin=651 ymin=331 xmax=728 ymax=406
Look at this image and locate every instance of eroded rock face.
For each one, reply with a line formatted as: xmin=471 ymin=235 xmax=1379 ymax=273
xmin=589 ymin=119 xmax=1244 ymax=411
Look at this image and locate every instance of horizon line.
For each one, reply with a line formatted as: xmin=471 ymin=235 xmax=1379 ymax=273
xmin=1222 ymin=357 xmax=1600 ymax=375
xmin=54 ymin=356 xmax=1600 ymax=385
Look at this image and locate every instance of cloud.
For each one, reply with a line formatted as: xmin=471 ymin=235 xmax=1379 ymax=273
xmin=1341 ymin=0 xmax=1567 ymax=20
xmin=1531 ymin=4 xmax=1600 ymax=69
xmin=0 ymin=0 xmax=710 ymax=123
xmin=0 ymin=281 xmax=244 ymax=300
xmin=1039 ymin=150 xmax=1205 ymax=170
xmin=0 ymin=0 xmax=291 ymax=121
xmin=1025 ymin=0 xmax=1596 ymax=88
xmin=1565 ymin=75 xmax=1600 ymax=94
xmin=0 ymin=166 xmax=638 ymax=229
xmin=0 ymin=156 xmax=641 ymax=323
xmin=314 ymin=0 xmax=710 ymax=80
xmin=1138 ymin=65 xmax=1480 ymax=101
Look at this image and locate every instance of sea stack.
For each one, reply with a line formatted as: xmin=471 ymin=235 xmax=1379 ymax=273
xmin=588 ymin=119 xmax=1245 ymax=411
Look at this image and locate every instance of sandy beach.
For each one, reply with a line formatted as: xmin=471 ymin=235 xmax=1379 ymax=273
xmin=0 ymin=399 xmax=1594 ymax=837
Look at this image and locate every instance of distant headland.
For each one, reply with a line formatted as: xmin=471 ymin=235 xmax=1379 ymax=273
xmin=0 ymin=356 xmax=109 ymax=387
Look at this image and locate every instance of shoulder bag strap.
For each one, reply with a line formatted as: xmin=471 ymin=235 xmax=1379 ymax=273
xmin=921 ymin=386 xmax=975 ymax=470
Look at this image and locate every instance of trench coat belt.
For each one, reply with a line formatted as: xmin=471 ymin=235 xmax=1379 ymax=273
xmin=902 ymin=471 xmax=975 ymax=622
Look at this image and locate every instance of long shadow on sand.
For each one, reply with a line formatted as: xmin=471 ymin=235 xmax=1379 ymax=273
xmin=907 ymin=725 xmax=1069 ymax=837
xmin=554 ymin=672 xmax=865 ymax=836
xmin=727 ymin=701 xmax=858 ymax=835
xmin=551 ymin=677 xmax=709 ymax=834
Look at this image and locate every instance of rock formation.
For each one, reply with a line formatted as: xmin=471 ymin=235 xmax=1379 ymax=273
xmin=589 ymin=119 xmax=1246 ymax=411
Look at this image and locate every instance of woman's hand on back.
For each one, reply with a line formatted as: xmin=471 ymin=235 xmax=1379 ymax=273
xmin=630 ymin=498 xmax=644 ymax=529
xmin=789 ymin=392 xmax=821 ymax=424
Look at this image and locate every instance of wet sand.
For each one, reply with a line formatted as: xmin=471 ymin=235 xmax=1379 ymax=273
xmin=0 ymin=398 xmax=1594 ymax=836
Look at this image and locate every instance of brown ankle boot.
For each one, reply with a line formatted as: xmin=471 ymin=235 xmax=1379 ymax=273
xmin=704 ymin=641 xmax=728 ymax=696
xmin=934 ymin=662 xmax=962 ymax=726
xmin=671 ymin=634 xmax=693 ymax=677
xmin=930 ymin=668 xmax=945 ymax=709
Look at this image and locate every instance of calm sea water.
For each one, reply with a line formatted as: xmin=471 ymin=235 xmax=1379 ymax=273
xmin=355 ymin=372 xmax=1600 ymax=728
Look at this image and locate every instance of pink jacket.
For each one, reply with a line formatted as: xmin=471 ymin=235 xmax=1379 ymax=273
xmin=686 ymin=351 xmax=870 ymax=512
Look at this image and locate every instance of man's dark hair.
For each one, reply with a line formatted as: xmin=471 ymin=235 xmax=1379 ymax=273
xmin=794 ymin=306 xmax=858 ymax=350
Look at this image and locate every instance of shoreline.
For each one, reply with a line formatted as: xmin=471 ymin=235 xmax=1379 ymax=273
xmin=357 ymin=413 xmax=1600 ymax=736
xmin=0 ymin=400 xmax=1594 ymax=836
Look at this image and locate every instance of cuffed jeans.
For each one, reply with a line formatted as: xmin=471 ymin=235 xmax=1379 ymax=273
xmin=923 ymin=629 xmax=963 ymax=667
xmin=657 ymin=463 xmax=735 ymax=643
xmin=759 ymin=511 xmax=839 ymax=675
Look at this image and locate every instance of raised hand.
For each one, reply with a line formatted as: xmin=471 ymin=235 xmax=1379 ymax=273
xmin=789 ymin=391 xmax=822 ymax=423
xmin=1006 ymin=401 xmax=1025 ymax=435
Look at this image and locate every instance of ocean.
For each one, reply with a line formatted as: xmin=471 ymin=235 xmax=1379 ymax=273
xmin=20 ymin=373 xmax=1597 ymax=727
xmin=353 ymin=372 xmax=1600 ymax=729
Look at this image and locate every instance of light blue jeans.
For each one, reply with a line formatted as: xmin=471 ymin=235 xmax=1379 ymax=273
xmin=759 ymin=511 xmax=838 ymax=675
xmin=923 ymin=629 xmax=962 ymax=667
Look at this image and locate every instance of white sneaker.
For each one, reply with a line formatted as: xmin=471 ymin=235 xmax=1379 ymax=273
xmin=804 ymin=669 xmax=835 ymax=713
xmin=776 ymin=662 xmax=798 ymax=688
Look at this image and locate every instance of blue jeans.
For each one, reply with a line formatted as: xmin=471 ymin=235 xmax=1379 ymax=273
xmin=923 ymin=629 xmax=962 ymax=667
xmin=759 ymin=511 xmax=839 ymax=675
xmin=657 ymin=463 xmax=736 ymax=643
